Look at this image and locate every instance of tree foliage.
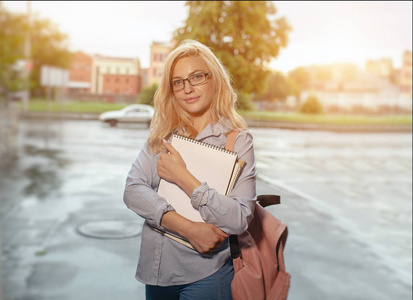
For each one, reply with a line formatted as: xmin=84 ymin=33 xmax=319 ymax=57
xmin=254 ymin=71 xmax=299 ymax=102
xmin=235 ymin=90 xmax=254 ymax=111
xmin=0 ymin=4 xmax=72 ymax=97
xmin=30 ymin=16 xmax=72 ymax=92
xmin=0 ymin=5 xmax=27 ymax=96
xmin=267 ymin=71 xmax=299 ymax=102
xmin=137 ymin=83 xmax=158 ymax=106
xmin=173 ymin=1 xmax=291 ymax=95
xmin=299 ymin=95 xmax=323 ymax=114
xmin=288 ymin=67 xmax=311 ymax=91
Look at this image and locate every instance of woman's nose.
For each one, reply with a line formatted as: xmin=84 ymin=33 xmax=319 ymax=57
xmin=183 ymin=80 xmax=194 ymax=93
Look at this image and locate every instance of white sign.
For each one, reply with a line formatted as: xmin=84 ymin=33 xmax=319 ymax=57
xmin=40 ymin=65 xmax=69 ymax=87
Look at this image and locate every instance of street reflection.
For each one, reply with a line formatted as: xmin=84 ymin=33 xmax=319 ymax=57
xmin=23 ymin=164 xmax=61 ymax=198
xmin=21 ymin=144 xmax=67 ymax=199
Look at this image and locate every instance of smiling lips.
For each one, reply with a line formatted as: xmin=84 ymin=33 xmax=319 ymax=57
xmin=184 ymin=96 xmax=200 ymax=104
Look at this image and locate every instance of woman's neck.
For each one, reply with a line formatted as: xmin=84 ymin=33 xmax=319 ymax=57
xmin=192 ymin=112 xmax=215 ymax=134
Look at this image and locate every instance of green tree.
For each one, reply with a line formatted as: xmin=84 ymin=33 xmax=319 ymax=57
xmin=299 ymin=95 xmax=323 ymax=114
xmin=235 ymin=90 xmax=254 ymax=111
xmin=0 ymin=5 xmax=72 ymax=98
xmin=173 ymin=1 xmax=291 ymax=95
xmin=254 ymin=71 xmax=298 ymax=103
xmin=30 ymin=17 xmax=72 ymax=92
xmin=266 ymin=71 xmax=299 ymax=102
xmin=0 ymin=4 xmax=27 ymax=99
xmin=138 ymin=83 xmax=158 ymax=106
xmin=288 ymin=67 xmax=311 ymax=91
xmin=313 ymin=65 xmax=332 ymax=81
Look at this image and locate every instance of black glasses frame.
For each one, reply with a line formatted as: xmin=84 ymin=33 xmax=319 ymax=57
xmin=171 ymin=72 xmax=211 ymax=92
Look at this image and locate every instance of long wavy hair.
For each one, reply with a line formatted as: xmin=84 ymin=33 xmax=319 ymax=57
xmin=147 ymin=39 xmax=246 ymax=154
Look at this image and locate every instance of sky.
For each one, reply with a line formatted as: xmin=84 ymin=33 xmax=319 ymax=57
xmin=2 ymin=1 xmax=412 ymax=72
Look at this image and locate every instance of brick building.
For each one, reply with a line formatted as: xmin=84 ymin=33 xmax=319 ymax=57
xmin=101 ymin=73 xmax=140 ymax=97
xmin=68 ymin=51 xmax=92 ymax=94
xmin=91 ymin=55 xmax=142 ymax=97
xmin=400 ymin=50 xmax=412 ymax=99
xmin=68 ymin=40 xmax=177 ymax=99
xmin=146 ymin=41 xmax=172 ymax=87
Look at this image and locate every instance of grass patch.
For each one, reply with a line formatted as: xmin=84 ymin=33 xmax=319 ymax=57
xmin=23 ymin=98 xmax=128 ymax=113
xmin=21 ymin=99 xmax=412 ymax=125
xmin=240 ymin=110 xmax=412 ymax=125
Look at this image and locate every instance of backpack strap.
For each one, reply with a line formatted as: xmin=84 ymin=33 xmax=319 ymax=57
xmin=225 ymin=130 xmax=241 ymax=259
xmin=225 ymin=130 xmax=284 ymax=261
xmin=225 ymin=130 xmax=239 ymax=152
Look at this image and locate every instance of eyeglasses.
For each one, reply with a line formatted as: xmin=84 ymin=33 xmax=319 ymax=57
xmin=171 ymin=72 xmax=211 ymax=92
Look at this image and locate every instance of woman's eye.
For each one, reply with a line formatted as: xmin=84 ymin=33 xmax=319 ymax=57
xmin=173 ymin=80 xmax=182 ymax=86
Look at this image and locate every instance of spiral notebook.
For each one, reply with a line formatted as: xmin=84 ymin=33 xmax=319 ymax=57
xmin=153 ymin=134 xmax=245 ymax=249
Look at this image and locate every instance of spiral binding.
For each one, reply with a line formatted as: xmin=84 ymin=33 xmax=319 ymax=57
xmin=172 ymin=134 xmax=237 ymax=156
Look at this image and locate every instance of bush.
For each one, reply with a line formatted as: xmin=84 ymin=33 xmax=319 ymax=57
xmin=235 ymin=91 xmax=254 ymax=111
xmin=299 ymin=95 xmax=323 ymax=114
xmin=137 ymin=83 xmax=158 ymax=106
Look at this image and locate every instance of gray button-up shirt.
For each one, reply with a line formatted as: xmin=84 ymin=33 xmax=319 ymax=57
xmin=124 ymin=122 xmax=257 ymax=286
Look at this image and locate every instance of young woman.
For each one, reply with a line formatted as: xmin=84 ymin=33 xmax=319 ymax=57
xmin=124 ymin=39 xmax=257 ymax=299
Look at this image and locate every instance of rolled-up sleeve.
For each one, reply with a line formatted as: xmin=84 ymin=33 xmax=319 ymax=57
xmin=123 ymin=143 xmax=174 ymax=228
xmin=191 ymin=132 xmax=257 ymax=235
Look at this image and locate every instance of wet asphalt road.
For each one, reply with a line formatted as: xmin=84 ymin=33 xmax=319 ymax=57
xmin=0 ymin=119 xmax=411 ymax=300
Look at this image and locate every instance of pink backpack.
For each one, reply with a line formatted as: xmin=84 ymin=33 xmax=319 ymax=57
xmin=226 ymin=131 xmax=291 ymax=300
xmin=230 ymin=198 xmax=290 ymax=300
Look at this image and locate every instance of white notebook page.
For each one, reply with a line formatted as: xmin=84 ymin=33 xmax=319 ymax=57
xmin=157 ymin=134 xmax=238 ymax=223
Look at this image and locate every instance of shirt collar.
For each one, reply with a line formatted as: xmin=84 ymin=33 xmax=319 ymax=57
xmin=196 ymin=119 xmax=232 ymax=141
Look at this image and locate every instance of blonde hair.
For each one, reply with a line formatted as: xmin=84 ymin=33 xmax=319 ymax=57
xmin=147 ymin=39 xmax=247 ymax=154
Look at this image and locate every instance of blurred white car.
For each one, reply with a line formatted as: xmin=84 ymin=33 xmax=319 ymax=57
xmin=99 ymin=104 xmax=154 ymax=127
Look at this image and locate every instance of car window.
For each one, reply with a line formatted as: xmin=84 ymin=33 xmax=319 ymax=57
xmin=125 ymin=106 xmax=152 ymax=113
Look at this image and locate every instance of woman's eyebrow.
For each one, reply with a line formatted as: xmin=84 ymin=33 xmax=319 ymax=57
xmin=172 ymin=70 xmax=205 ymax=80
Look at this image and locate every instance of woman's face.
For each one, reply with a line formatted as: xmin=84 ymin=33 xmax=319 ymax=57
xmin=172 ymin=56 xmax=214 ymax=120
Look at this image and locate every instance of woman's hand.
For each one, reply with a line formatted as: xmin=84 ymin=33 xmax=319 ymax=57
xmin=186 ymin=222 xmax=229 ymax=255
xmin=161 ymin=211 xmax=228 ymax=256
xmin=157 ymin=139 xmax=201 ymax=197
xmin=157 ymin=139 xmax=187 ymax=184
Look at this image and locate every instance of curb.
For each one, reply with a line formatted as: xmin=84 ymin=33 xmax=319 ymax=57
xmin=20 ymin=111 xmax=99 ymax=121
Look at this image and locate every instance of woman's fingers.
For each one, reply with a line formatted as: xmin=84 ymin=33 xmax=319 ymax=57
xmin=163 ymin=139 xmax=178 ymax=154
xmin=187 ymin=223 xmax=228 ymax=255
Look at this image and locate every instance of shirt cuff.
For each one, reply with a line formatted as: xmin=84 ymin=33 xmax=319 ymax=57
xmin=155 ymin=203 xmax=175 ymax=229
xmin=191 ymin=182 xmax=209 ymax=209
